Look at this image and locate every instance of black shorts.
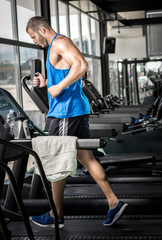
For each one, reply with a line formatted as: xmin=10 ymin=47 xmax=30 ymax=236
xmin=48 ymin=114 xmax=90 ymax=138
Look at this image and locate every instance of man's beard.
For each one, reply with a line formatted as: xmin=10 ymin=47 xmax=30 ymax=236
xmin=38 ymin=33 xmax=48 ymax=47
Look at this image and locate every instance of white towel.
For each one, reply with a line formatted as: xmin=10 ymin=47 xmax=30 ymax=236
xmin=32 ymin=136 xmax=78 ymax=182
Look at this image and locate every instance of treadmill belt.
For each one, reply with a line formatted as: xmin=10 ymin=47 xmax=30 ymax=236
xmin=63 ymin=182 xmax=162 ymax=215
xmin=8 ymin=218 xmax=162 ymax=239
xmin=99 ymin=152 xmax=162 ymax=161
xmin=65 ymin=182 xmax=162 ymax=198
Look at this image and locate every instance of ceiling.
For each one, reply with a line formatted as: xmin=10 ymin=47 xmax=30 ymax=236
xmin=90 ymin=0 xmax=162 ymax=14
xmin=66 ymin=0 xmax=162 ymax=41
xmin=67 ymin=0 xmax=162 ymax=26
xmin=89 ymin=0 xmax=162 ymax=40
xmin=90 ymin=0 xmax=162 ymax=26
xmin=65 ymin=1 xmax=162 ymax=59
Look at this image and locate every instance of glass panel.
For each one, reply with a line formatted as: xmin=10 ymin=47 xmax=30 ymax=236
xmin=70 ymin=1 xmax=80 ymax=8
xmin=0 ymin=44 xmax=16 ymax=95
xmin=0 ymin=0 xmax=13 ymax=39
xmin=81 ymin=13 xmax=91 ymax=54
xmin=147 ymin=12 xmax=162 ymax=57
xmin=58 ymin=1 xmax=68 ymax=36
xmin=0 ymin=44 xmax=18 ymax=137
xmin=128 ymin=63 xmax=135 ymax=105
xmin=50 ymin=0 xmax=58 ymax=32
xmin=85 ymin=57 xmax=102 ymax=94
xmin=69 ymin=6 xmax=80 ymax=49
xmin=17 ymin=0 xmax=41 ymax=43
xmin=109 ymin=61 xmax=119 ymax=98
xmin=20 ymin=47 xmax=45 ymax=129
xmin=118 ymin=62 xmax=124 ymax=100
xmin=80 ymin=1 xmax=89 ymax=12
xmin=137 ymin=61 xmax=160 ymax=104
xmin=90 ymin=18 xmax=100 ymax=56
xmin=89 ymin=1 xmax=99 ymax=19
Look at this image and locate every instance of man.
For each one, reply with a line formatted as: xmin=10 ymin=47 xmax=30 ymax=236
xmin=138 ymin=71 xmax=154 ymax=102
xmin=26 ymin=16 xmax=127 ymax=228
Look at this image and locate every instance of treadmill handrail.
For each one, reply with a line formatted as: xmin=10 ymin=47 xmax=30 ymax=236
xmin=0 ymin=161 xmax=35 ymax=240
xmin=0 ymin=138 xmax=60 ymax=240
xmin=11 ymin=138 xmax=107 ymax=149
xmin=21 ymin=74 xmax=31 ymax=94
xmin=21 ymin=75 xmax=49 ymax=114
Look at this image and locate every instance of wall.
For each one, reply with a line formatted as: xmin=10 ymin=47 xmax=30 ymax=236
xmin=110 ymin=36 xmax=146 ymax=60
xmin=107 ymin=22 xmax=147 ymax=60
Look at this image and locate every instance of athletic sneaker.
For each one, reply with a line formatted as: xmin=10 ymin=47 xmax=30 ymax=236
xmin=31 ymin=212 xmax=64 ymax=228
xmin=103 ymin=201 xmax=128 ymax=226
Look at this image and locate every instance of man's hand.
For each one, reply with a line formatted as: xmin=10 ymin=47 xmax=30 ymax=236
xmin=33 ymin=72 xmax=46 ymax=88
xmin=48 ymin=84 xmax=63 ymax=98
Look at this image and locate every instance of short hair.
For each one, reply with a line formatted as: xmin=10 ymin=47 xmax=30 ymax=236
xmin=26 ymin=16 xmax=51 ymax=33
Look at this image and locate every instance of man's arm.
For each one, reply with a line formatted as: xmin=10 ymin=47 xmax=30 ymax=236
xmin=48 ymin=37 xmax=88 ymax=98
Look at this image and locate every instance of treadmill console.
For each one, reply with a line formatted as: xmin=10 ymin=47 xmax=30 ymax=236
xmin=0 ymin=88 xmax=28 ymax=121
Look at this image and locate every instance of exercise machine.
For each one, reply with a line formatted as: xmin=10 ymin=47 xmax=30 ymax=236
xmin=1 ymin=60 xmax=161 ymax=239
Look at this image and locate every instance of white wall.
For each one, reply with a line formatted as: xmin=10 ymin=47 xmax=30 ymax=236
xmin=107 ymin=22 xmax=147 ymax=61
xmin=110 ymin=36 xmax=147 ymax=60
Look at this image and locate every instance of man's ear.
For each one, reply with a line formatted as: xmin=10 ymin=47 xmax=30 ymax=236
xmin=38 ymin=27 xmax=46 ymax=36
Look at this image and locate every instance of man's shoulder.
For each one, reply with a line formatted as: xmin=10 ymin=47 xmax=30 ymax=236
xmin=51 ymin=35 xmax=73 ymax=52
xmin=139 ymin=76 xmax=147 ymax=80
xmin=53 ymin=35 xmax=70 ymax=44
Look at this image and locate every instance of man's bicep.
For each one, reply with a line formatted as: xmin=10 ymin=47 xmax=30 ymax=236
xmin=65 ymin=50 xmax=84 ymax=68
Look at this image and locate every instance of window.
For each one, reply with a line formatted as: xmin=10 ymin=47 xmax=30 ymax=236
xmin=81 ymin=13 xmax=91 ymax=54
xmin=0 ymin=0 xmax=13 ymax=39
xmin=89 ymin=1 xmax=99 ymax=20
xmin=17 ymin=0 xmax=41 ymax=43
xmin=0 ymin=44 xmax=19 ymax=138
xmin=80 ymin=1 xmax=89 ymax=12
xmin=147 ymin=12 xmax=162 ymax=57
xmin=0 ymin=0 xmax=44 ymax=131
xmin=109 ymin=61 xmax=119 ymax=98
xmin=20 ymin=47 xmax=44 ymax=110
xmin=85 ymin=57 xmax=102 ymax=94
xmin=50 ymin=0 xmax=59 ymax=32
xmin=90 ymin=18 xmax=100 ymax=56
xmin=69 ymin=6 xmax=81 ymax=49
xmin=0 ymin=44 xmax=17 ymax=98
xmin=92 ymin=58 xmax=102 ymax=94
xmin=20 ymin=47 xmax=45 ymax=129
xmin=69 ymin=1 xmax=80 ymax=8
xmin=58 ymin=1 xmax=68 ymax=36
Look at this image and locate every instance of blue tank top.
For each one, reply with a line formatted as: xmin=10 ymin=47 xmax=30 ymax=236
xmin=46 ymin=34 xmax=91 ymax=119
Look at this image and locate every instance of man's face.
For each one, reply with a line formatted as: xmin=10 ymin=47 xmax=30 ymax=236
xmin=28 ymin=28 xmax=48 ymax=48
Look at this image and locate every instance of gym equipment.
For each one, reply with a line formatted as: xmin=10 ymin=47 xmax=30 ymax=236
xmin=82 ymin=77 xmax=152 ymax=116
xmin=103 ymin=97 xmax=162 ymax=154
xmin=2 ymin=59 xmax=160 ymax=239
xmin=82 ymin=76 xmax=162 ymax=135
xmin=0 ymin=161 xmax=35 ymax=240
xmin=0 ymin=102 xmax=161 ymax=239
xmin=22 ymin=59 xmax=49 ymax=116
xmin=82 ymin=77 xmax=162 ymax=154
xmin=0 ymin=86 xmax=108 ymax=239
xmin=82 ymin=77 xmax=162 ymax=140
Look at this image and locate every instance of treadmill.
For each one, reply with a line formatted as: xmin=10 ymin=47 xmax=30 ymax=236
xmin=81 ymin=76 xmax=162 ymax=154
xmin=82 ymin=77 xmax=152 ymax=115
xmin=82 ymin=78 xmax=160 ymax=134
xmin=0 ymin=87 xmax=162 ymax=239
xmin=0 ymin=86 xmax=110 ymax=240
xmin=0 ymin=60 xmax=159 ymax=238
